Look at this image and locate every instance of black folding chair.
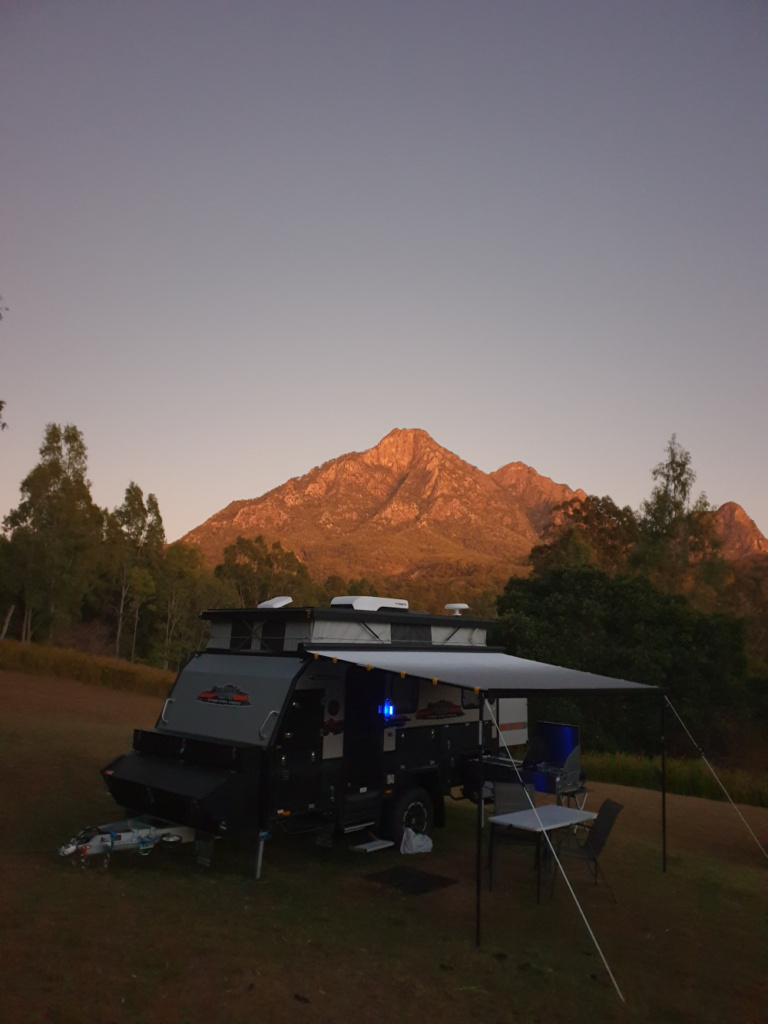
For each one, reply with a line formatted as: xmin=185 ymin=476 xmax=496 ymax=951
xmin=550 ymin=798 xmax=623 ymax=902
xmin=488 ymin=782 xmax=537 ymax=891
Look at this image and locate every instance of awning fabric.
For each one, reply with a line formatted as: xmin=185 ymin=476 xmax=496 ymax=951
xmin=305 ymin=648 xmax=653 ymax=695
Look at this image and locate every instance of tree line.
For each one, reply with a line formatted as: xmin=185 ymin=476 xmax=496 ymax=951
xmin=0 ymin=423 xmax=391 ymax=668
xmin=490 ymin=436 xmax=768 ymax=757
xmin=1 ymin=424 xmax=766 ymax=760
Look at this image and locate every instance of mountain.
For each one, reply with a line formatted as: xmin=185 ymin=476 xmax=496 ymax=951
xmin=181 ymin=428 xmax=586 ymax=587
xmin=180 ymin=428 xmax=768 ymax=594
xmin=711 ymin=502 xmax=768 ymax=560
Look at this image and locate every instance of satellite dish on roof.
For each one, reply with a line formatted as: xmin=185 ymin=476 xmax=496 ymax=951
xmin=445 ymin=603 xmax=469 ymax=617
xmin=257 ymin=596 xmax=293 ymax=609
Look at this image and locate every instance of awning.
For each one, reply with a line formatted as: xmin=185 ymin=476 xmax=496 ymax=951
xmin=305 ymin=648 xmax=654 ymax=695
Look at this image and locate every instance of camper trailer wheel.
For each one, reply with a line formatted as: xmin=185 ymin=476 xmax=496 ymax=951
xmin=387 ymin=787 xmax=434 ymax=845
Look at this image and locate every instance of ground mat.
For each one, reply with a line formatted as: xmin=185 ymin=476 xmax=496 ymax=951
xmin=364 ymin=866 xmax=459 ymax=895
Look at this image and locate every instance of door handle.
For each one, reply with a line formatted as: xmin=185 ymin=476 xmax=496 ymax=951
xmin=160 ymin=698 xmax=174 ymax=724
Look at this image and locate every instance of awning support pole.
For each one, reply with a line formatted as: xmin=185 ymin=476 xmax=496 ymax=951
xmin=475 ymin=692 xmax=484 ymax=948
xmin=661 ymin=694 xmax=667 ymax=873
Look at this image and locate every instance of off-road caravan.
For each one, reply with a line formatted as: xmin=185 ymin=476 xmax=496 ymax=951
xmin=97 ymin=597 xmax=527 ymax=869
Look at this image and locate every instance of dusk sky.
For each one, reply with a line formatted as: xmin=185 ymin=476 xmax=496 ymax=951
xmin=2 ymin=0 xmax=766 ymax=542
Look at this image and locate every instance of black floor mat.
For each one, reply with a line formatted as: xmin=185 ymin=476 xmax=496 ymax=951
xmin=364 ymin=865 xmax=459 ymax=895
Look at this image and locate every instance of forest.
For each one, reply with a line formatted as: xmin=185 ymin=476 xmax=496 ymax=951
xmin=1 ymin=423 xmax=766 ymax=760
xmin=0 ymin=423 xmax=358 ymax=668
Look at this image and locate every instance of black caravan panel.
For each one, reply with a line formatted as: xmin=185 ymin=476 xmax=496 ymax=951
xmin=103 ymin=751 xmax=262 ymax=834
xmin=158 ymin=653 xmax=303 ymax=746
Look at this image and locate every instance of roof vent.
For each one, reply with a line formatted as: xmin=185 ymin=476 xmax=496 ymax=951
xmin=331 ymin=596 xmax=409 ymax=612
xmin=444 ymin=603 xmax=469 ymax=617
xmin=257 ymin=596 xmax=293 ymax=609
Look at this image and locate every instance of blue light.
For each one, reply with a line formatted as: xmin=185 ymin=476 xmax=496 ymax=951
xmin=379 ymin=700 xmax=396 ymax=718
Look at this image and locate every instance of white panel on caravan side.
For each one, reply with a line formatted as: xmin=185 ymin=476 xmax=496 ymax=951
xmin=496 ymin=696 xmax=528 ymax=746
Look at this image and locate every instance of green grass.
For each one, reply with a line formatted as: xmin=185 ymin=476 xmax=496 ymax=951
xmin=582 ymin=750 xmax=768 ymax=807
xmin=0 ymin=638 xmax=175 ymax=697
xmin=0 ymin=669 xmax=766 ymax=1024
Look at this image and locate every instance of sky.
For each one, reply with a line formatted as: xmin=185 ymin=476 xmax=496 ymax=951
xmin=1 ymin=0 xmax=766 ymax=542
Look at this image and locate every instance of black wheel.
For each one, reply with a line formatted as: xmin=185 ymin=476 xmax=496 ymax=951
xmin=384 ymin=787 xmax=434 ymax=845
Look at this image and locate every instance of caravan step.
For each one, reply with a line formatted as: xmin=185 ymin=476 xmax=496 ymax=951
xmin=343 ymin=820 xmax=376 ymax=834
xmin=351 ymin=837 xmax=395 ymax=853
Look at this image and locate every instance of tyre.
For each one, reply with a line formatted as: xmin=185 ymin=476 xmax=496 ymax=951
xmin=383 ymin=786 xmax=434 ymax=846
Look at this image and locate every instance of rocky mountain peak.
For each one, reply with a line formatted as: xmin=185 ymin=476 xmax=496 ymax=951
xmin=490 ymin=461 xmax=587 ymax=531
xmin=181 ymin=429 xmax=581 ymax=580
xmin=180 ymin=431 xmax=768 ymax=592
xmin=360 ymin=427 xmax=445 ymax=470
xmin=712 ymin=502 xmax=768 ymax=559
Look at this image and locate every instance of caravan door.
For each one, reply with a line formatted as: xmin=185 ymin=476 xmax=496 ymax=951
xmin=270 ymin=689 xmax=325 ymax=816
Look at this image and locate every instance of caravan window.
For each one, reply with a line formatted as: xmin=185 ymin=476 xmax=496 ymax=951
xmin=391 ymin=622 xmax=431 ymax=644
xmin=229 ymin=618 xmax=253 ymax=651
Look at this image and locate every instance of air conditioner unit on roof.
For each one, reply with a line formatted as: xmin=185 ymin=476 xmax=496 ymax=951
xmin=330 ymin=596 xmax=409 ymax=612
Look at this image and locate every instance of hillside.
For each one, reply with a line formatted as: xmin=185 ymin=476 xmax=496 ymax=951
xmin=181 ymin=428 xmax=585 ymax=586
xmin=181 ymin=428 xmax=768 ymax=598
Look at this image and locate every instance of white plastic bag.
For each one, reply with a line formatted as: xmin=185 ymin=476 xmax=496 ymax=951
xmin=400 ymin=827 xmax=433 ymax=854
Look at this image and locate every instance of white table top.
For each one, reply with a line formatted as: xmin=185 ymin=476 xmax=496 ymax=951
xmin=489 ymin=805 xmax=596 ymax=832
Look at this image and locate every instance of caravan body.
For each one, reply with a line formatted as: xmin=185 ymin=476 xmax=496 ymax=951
xmin=102 ymin=599 xmax=527 ymax=849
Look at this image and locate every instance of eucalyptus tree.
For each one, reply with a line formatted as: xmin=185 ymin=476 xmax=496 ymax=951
xmin=3 ymin=423 xmax=104 ymax=641
xmin=156 ymin=541 xmax=237 ymax=670
xmin=214 ymin=535 xmax=323 ymax=608
xmin=636 ymin=435 xmax=720 ymax=595
xmin=529 ymin=495 xmax=639 ymax=577
xmin=108 ymin=482 xmax=165 ymax=657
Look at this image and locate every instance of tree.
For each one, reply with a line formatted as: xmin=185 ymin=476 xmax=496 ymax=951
xmin=636 ymin=435 xmax=720 ymax=595
xmin=127 ymin=566 xmax=156 ymax=662
xmin=214 ymin=536 xmax=273 ymax=607
xmin=108 ymin=482 xmax=165 ymax=657
xmin=156 ymin=542 xmax=235 ymax=670
xmin=493 ymin=566 xmax=746 ymax=755
xmin=529 ymin=495 xmax=639 ymax=577
xmin=3 ymin=424 xmax=104 ymax=641
xmin=213 ymin=535 xmax=324 ymax=608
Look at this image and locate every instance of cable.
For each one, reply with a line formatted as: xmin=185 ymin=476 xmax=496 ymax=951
xmin=664 ymin=697 xmax=767 ymax=861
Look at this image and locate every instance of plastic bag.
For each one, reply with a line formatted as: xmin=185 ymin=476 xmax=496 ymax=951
xmin=400 ymin=827 xmax=433 ymax=854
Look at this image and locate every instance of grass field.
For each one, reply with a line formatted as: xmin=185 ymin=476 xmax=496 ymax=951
xmin=0 ymin=669 xmax=765 ymax=1024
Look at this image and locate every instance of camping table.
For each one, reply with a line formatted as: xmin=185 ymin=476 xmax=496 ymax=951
xmin=488 ymin=805 xmax=597 ymax=902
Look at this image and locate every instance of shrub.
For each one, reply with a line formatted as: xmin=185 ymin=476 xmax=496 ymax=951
xmin=582 ymin=751 xmax=768 ymax=807
xmin=0 ymin=639 xmax=175 ymax=698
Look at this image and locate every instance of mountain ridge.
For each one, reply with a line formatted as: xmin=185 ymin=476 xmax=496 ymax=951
xmin=180 ymin=428 xmax=767 ymax=587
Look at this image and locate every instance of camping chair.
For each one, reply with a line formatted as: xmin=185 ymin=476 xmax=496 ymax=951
xmin=488 ymin=781 xmax=536 ymax=891
xmin=550 ymin=798 xmax=623 ymax=902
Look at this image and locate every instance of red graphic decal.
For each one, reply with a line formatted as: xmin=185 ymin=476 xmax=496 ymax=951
xmin=196 ymin=684 xmax=251 ymax=706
